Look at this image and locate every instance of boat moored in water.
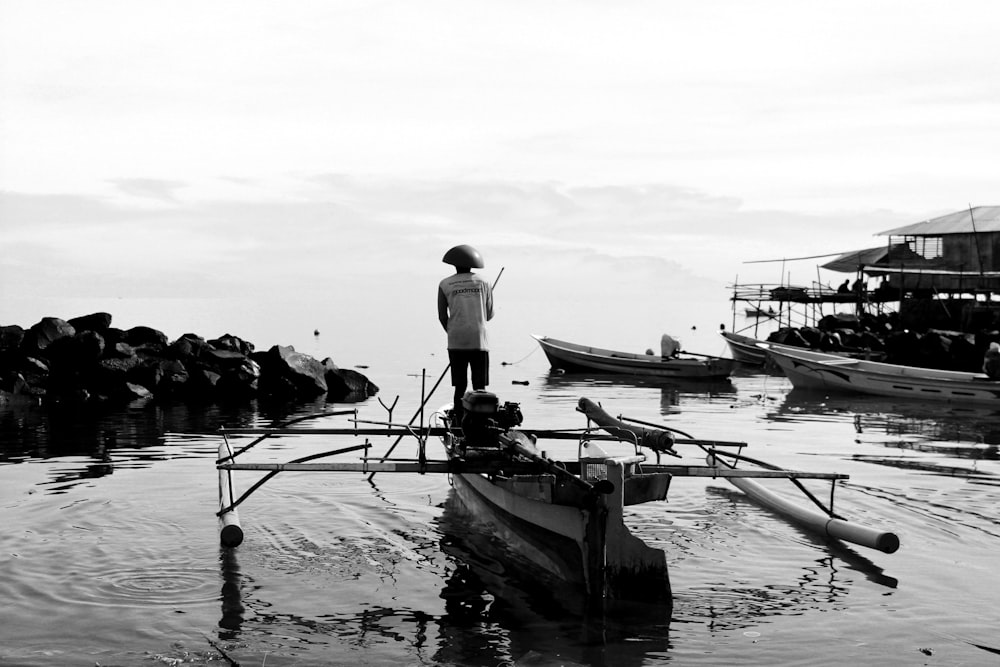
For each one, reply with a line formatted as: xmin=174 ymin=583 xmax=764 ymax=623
xmin=762 ymin=341 xmax=1000 ymax=404
xmin=720 ymin=330 xmax=769 ymax=366
xmin=534 ymin=334 xmax=734 ymax=379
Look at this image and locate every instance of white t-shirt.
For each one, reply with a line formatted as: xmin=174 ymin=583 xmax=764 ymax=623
xmin=438 ymin=272 xmax=493 ymax=350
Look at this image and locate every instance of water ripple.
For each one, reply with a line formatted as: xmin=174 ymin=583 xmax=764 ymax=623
xmin=86 ymin=565 xmax=221 ymax=607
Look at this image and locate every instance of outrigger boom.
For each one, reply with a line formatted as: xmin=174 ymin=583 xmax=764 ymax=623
xmin=218 ymin=459 xmax=847 ymax=480
xmin=216 ymin=393 xmax=899 ymax=595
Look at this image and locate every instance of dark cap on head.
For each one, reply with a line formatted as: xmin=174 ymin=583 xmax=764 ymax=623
xmin=442 ymin=244 xmax=485 ymax=268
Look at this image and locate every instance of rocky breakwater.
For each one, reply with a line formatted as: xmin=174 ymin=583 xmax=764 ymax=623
xmin=0 ymin=313 xmax=378 ymax=405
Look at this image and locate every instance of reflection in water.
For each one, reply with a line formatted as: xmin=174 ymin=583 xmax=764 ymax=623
xmin=851 ymin=454 xmax=999 ymax=482
xmin=435 ymin=489 xmax=672 ymax=667
xmin=703 ymin=487 xmax=899 ymax=591
xmin=770 ymin=390 xmax=1000 ymax=476
xmin=211 ymin=490 xmax=670 ymax=666
xmin=773 ymin=388 xmax=1000 ymax=442
xmin=217 ymin=544 xmax=440 ymax=658
xmin=539 ymin=370 xmax=737 ymax=419
xmin=219 ymin=547 xmax=245 ymax=638
xmin=540 ymin=370 xmax=736 ymax=397
xmin=0 ymin=396 xmax=332 ymax=493
xmin=871 ymin=435 xmax=999 ymax=460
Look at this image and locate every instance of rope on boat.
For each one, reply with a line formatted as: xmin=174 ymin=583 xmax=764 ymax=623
xmin=501 ymin=342 xmax=540 ymax=367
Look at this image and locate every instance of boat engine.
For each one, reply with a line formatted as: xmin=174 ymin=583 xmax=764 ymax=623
xmin=460 ymin=390 xmax=523 ymax=446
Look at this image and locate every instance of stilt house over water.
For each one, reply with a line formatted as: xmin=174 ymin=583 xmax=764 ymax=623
xmin=854 ymin=206 xmax=1000 ymax=331
xmin=730 ymin=206 xmax=1000 ymax=334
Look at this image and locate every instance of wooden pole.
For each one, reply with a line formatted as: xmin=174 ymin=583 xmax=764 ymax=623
xmin=218 ymin=442 xmax=244 ymax=547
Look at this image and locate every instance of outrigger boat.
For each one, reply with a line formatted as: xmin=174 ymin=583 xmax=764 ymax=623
xmin=216 ymin=384 xmax=899 ymax=605
xmin=534 ymin=334 xmax=734 ymax=379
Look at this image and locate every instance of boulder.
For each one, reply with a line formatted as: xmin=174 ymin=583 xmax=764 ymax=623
xmin=68 ymin=312 xmax=112 ymax=333
xmin=22 ymin=317 xmax=76 ymax=355
xmin=155 ymin=359 xmax=191 ymax=394
xmin=209 ymin=334 xmax=254 ymax=356
xmin=123 ymin=382 xmax=154 ymax=400
xmin=216 ymin=356 xmax=260 ymax=396
xmin=170 ymin=333 xmax=211 ymax=361
xmin=127 ymin=356 xmax=166 ymax=391
xmin=125 ymin=325 xmax=169 ymax=350
xmin=205 ymin=348 xmax=250 ymax=369
xmin=190 ymin=367 xmax=223 ymax=395
xmin=106 ymin=341 xmax=137 ymax=359
xmin=93 ymin=356 xmax=144 ymax=396
xmin=0 ymin=325 xmax=25 ymax=351
xmin=102 ymin=327 xmax=127 ymax=349
xmin=322 ymin=359 xmax=379 ymax=400
xmin=0 ymin=371 xmax=43 ymax=398
xmin=20 ymin=356 xmax=50 ymax=388
xmin=253 ymin=345 xmax=327 ymax=398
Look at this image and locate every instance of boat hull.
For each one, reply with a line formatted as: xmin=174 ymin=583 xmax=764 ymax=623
xmin=442 ymin=428 xmax=671 ymax=602
xmin=449 ymin=473 xmax=591 ymax=586
xmin=723 ymin=331 xmax=886 ymax=366
xmin=534 ymin=335 xmax=734 ymax=379
xmin=765 ymin=343 xmax=1000 ymax=404
xmin=720 ymin=331 xmax=768 ymax=366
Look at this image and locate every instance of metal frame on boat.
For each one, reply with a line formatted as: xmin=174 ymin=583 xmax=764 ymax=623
xmin=533 ymin=334 xmax=734 ymax=379
xmin=214 ymin=376 xmax=899 ymax=606
xmin=762 ymin=342 xmax=1000 ymax=404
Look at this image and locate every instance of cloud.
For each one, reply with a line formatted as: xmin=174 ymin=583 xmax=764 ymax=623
xmin=108 ymin=178 xmax=188 ymax=203
xmin=1 ymin=174 xmax=919 ymax=309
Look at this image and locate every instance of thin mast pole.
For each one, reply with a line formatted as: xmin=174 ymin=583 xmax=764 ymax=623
xmin=970 ymin=204 xmax=984 ymax=277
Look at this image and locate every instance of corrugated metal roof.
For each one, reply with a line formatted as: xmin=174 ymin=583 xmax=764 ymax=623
xmin=878 ymin=206 xmax=1000 ymax=236
xmin=821 ymin=246 xmax=889 ymax=272
xmin=821 ymin=243 xmax=924 ymax=272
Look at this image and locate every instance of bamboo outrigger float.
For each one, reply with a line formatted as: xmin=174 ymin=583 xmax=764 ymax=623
xmin=215 ymin=384 xmax=899 ymax=604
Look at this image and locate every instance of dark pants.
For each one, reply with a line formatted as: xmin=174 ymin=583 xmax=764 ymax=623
xmin=448 ymin=349 xmax=489 ymax=413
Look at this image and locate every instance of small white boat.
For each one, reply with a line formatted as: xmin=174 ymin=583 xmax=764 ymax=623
xmin=762 ymin=342 xmax=1000 ymax=404
xmin=534 ymin=335 xmax=734 ymax=379
xmin=745 ymin=306 xmax=777 ymax=318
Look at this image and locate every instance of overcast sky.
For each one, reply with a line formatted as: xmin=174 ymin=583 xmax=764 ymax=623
xmin=2 ymin=0 xmax=999 ymax=347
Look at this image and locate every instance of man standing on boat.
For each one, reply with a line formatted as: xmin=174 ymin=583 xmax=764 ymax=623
xmin=438 ymin=244 xmax=494 ymax=423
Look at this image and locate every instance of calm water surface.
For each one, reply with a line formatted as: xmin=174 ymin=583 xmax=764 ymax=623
xmin=2 ymin=356 xmax=999 ymax=666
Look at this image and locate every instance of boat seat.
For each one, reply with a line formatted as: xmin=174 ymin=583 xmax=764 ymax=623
xmin=580 ymin=454 xmax=645 ymax=482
